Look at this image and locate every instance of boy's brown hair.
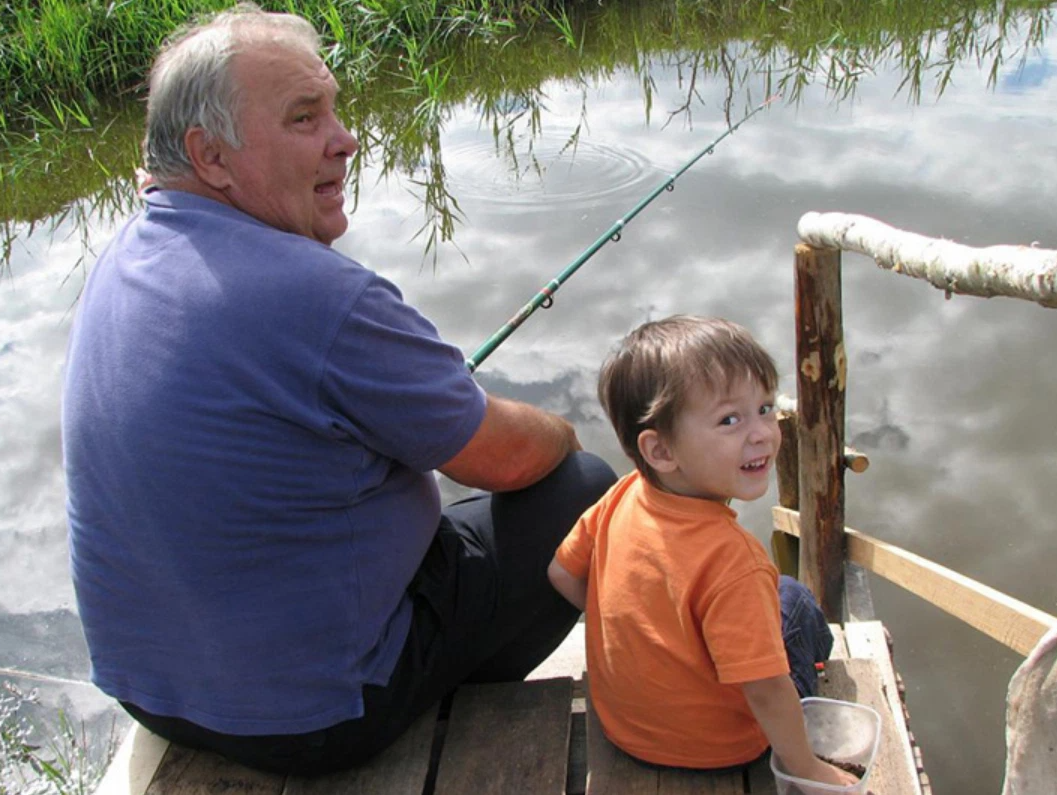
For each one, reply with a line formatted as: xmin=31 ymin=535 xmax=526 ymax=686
xmin=597 ymin=315 xmax=779 ymax=486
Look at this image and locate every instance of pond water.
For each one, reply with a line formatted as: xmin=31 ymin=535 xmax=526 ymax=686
xmin=2 ymin=3 xmax=1056 ymax=792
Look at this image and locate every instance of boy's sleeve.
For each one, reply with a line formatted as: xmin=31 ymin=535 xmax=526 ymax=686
xmin=554 ymin=504 xmax=599 ymax=579
xmin=701 ymin=567 xmax=790 ymax=685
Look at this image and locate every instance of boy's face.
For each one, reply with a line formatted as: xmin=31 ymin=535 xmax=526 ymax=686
xmin=652 ymin=377 xmax=780 ymax=502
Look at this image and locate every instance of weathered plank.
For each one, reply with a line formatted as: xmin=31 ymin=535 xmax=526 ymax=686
xmin=828 ymin=623 xmax=848 ymax=660
xmin=584 ymin=684 xmax=749 ymax=794
xmin=817 ymin=657 xmax=918 ymax=795
xmin=844 ymin=621 xmax=923 ymax=795
xmin=144 ymin=743 xmax=284 ymax=795
xmin=584 ymin=695 xmax=660 ymax=795
xmin=432 ymin=677 xmax=572 ymax=795
xmin=281 ymin=704 xmax=438 ymax=795
xmin=96 ymin=724 xmax=170 ymax=795
xmin=744 ymin=756 xmax=779 ymax=793
xmin=773 ymin=507 xmax=1057 ymax=655
xmin=658 ymin=766 xmax=744 ymax=794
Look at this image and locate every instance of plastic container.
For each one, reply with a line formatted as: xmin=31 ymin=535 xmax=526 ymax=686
xmin=770 ymin=697 xmax=882 ymax=794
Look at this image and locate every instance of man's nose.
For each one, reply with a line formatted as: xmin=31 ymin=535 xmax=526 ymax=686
xmin=329 ymin=118 xmax=359 ymax=159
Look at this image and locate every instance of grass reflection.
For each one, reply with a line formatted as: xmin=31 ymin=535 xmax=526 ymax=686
xmin=0 ymin=0 xmax=1052 ymax=273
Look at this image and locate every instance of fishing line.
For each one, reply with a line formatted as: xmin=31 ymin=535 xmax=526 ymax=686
xmin=466 ymin=95 xmax=780 ymax=373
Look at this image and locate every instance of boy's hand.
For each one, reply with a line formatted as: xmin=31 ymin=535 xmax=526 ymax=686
xmin=741 ymin=675 xmax=872 ymax=790
xmin=807 ymin=758 xmax=863 ymax=788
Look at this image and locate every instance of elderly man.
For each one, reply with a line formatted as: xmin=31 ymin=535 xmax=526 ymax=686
xmin=63 ymin=6 xmax=615 ymax=776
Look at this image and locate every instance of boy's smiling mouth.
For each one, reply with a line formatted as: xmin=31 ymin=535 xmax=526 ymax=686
xmin=741 ymin=456 xmax=769 ymax=472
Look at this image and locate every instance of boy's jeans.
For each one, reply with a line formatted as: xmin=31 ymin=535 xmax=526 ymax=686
xmin=779 ymin=575 xmax=834 ymax=697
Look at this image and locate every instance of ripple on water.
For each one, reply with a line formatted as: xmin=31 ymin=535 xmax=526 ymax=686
xmin=440 ymin=131 xmax=657 ymax=213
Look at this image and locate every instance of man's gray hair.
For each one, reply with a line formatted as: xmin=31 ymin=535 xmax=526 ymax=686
xmin=144 ymin=3 xmax=321 ymax=183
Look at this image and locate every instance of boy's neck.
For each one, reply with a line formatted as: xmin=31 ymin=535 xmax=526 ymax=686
xmin=649 ymin=469 xmax=733 ymax=506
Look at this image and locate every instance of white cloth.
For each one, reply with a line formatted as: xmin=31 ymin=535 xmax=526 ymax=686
xmin=1002 ymin=624 xmax=1057 ymax=794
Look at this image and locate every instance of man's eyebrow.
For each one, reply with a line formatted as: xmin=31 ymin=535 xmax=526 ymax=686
xmin=287 ymin=92 xmax=326 ymax=110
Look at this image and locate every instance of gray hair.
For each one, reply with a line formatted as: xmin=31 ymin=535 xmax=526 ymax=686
xmin=144 ymin=3 xmax=321 ymax=183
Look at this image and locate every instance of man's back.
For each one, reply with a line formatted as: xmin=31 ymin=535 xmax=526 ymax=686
xmin=64 ymin=190 xmax=485 ymax=734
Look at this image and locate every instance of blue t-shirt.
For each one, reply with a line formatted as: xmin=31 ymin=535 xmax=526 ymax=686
xmin=63 ymin=191 xmax=486 ymax=735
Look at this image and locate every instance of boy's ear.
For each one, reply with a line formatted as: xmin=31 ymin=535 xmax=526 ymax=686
xmin=638 ymin=429 xmax=678 ymax=473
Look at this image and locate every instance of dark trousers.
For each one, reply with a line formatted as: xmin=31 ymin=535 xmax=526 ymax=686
xmin=779 ymin=575 xmax=834 ymax=698
xmin=123 ymin=451 xmax=618 ymax=776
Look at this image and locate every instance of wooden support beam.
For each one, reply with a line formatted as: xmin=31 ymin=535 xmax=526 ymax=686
xmin=794 ymin=244 xmax=847 ymax=620
xmin=772 ymin=507 xmax=1057 ymax=656
xmin=844 ymin=447 xmax=870 ymax=473
xmin=772 ymin=411 xmax=801 ymax=579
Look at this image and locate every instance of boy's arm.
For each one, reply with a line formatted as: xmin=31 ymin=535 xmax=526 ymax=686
xmin=740 ymin=675 xmax=861 ymax=787
xmin=547 ymin=557 xmax=587 ymax=612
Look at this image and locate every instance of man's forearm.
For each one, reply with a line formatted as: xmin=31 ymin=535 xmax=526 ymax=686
xmin=440 ymin=395 xmax=581 ymax=491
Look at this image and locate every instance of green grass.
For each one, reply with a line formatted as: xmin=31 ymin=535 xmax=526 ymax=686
xmin=1 ymin=681 xmax=117 ymax=795
xmin=0 ymin=0 xmax=1052 ymax=264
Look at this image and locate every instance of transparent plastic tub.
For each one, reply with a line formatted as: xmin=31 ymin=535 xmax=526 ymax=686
xmin=770 ymin=697 xmax=882 ymax=794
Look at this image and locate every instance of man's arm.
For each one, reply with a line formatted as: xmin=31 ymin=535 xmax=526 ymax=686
xmin=439 ymin=394 xmax=581 ymax=492
xmin=740 ymin=675 xmax=861 ymax=787
xmin=547 ymin=557 xmax=587 ymax=611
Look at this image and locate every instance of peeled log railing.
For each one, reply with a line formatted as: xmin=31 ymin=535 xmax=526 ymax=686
xmin=797 ymin=212 xmax=1057 ymax=308
xmin=782 ymin=212 xmax=1057 ymax=639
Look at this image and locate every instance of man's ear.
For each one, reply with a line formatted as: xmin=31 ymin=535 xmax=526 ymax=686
xmin=638 ymin=429 xmax=678 ymax=473
xmin=184 ymin=127 xmax=231 ymax=190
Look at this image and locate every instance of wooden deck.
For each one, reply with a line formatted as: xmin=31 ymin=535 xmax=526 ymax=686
xmin=95 ymin=621 xmax=925 ymax=795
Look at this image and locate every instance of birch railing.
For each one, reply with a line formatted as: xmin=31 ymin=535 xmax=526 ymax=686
xmin=774 ymin=212 xmax=1057 ymax=655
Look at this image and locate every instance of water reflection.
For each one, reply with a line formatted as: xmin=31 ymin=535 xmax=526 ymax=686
xmin=1 ymin=2 xmax=1056 ymax=792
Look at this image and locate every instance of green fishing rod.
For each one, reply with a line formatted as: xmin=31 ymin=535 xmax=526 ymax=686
xmin=466 ymin=94 xmax=779 ymax=373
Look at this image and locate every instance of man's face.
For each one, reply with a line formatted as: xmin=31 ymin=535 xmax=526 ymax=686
xmin=217 ymin=44 xmax=358 ymax=246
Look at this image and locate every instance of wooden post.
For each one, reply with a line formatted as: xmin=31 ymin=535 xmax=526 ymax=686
xmin=794 ymin=243 xmax=846 ymax=621
xmin=775 ymin=411 xmax=800 ymax=511
xmin=771 ymin=411 xmax=801 ymax=578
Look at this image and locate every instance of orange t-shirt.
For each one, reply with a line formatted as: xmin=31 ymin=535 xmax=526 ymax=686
xmin=555 ymin=470 xmax=788 ymax=769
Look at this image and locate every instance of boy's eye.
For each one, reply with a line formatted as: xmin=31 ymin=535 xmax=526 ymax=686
xmin=719 ymin=414 xmax=739 ymax=427
xmin=760 ymin=403 xmax=775 ymax=416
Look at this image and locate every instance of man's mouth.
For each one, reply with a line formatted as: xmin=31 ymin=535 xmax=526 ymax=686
xmin=314 ymin=180 xmax=343 ymax=197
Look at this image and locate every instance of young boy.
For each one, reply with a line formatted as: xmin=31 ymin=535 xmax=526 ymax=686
xmin=548 ymin=315 xmax=858 ymax=786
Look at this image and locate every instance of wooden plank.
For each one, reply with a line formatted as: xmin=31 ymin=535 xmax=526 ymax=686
xmin=843 ymin=561 xmax=876 ymax=622
xmin=145 ymin=743 xmax=284 ymax=795
xmin=281 ymin=704 xmax=438 ymax=795
xmin=828 ymin=623 xmax=848 ymax=660
xmin=585 ymin=698 xmax=657 ymax=795
xmin=816 ymin=657 xmax=919 ymax=795
xmin=794 ymin=243 xmax=847 ymax=621
xmin=528 ymin=622 xmax=587 ymax=681
xmin=584 ymin=684 xmax=748 ymax=794
xmin=433 ymin=678 xmax=572 ymax=795
xmin=744 ymin=755 xmax=778 ymax=793
xmin=95 ymin=724 xmax=170 ymax=795
xmin=773 ymin=507 xmax=1057 ymax=655
xmin=844 ymin=621 xmax=922 ymax=795
xmin=658 ymin=766 xmax=743 ymax=794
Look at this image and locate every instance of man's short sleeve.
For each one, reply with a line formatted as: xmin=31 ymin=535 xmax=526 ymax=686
xmin=320 ymin=274 xmax=486 ymax=472
xmin=701 ymin=568 xmax=789 ymax=684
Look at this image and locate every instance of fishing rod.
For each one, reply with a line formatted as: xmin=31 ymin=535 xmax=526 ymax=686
xmin=466 ymin=94 xmax=780 ymax=373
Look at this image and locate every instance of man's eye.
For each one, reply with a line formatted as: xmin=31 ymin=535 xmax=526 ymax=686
xmin=294 ymin=113 xmax=312 ymax=123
